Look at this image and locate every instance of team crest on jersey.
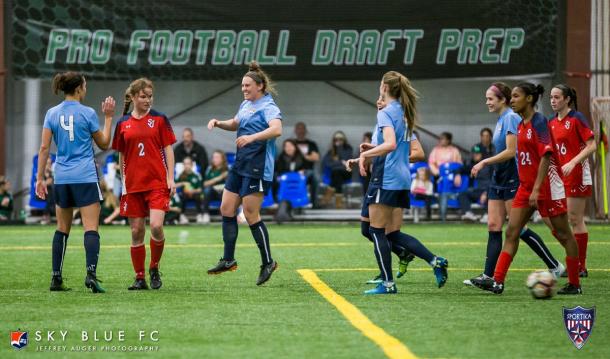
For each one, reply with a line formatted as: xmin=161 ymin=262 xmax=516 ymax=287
xmin=147 ymin=119 xmax=155 ymax=128
xmin=565 ymin=120 xmax=571 ymax=129
xmin=526 ymin=128 xmax=532 ymax=139
xmin=10 ymin=330 xmax=28 ymax=350
xmin=563 ymin=306 xmax=595 ymax=349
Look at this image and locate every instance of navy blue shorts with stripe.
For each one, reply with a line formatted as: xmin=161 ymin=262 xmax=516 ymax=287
xmin=224 ymin=170 xmax=271 ymax=198
xmin=361 ymin=186 xmax=410 ymax=218
xmin=488 ymin=185 xmax=518 ymax=201
xmin=54 ymin=183 xmax=103 ymax=208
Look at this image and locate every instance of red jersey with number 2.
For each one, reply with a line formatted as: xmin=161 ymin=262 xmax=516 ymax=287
xmin=112 ymin=109 xmax=176 ymax=194
xmin=548 ymin=110 xmax=594 ymax=188
xmin=516 ymin=112 xmax=565 ymax=200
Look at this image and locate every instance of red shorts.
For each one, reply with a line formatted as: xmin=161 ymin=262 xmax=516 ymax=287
xmin=565 ymin=184 xmax=592 ymax=198
xmin=512 ymin=187 xmax=567 ymax=218
xmin=120 ymin=188 xmax=170 ymax=218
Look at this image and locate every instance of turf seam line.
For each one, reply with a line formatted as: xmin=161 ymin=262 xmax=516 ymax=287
xmin=297 ymin=269 xmax=417 ymax=359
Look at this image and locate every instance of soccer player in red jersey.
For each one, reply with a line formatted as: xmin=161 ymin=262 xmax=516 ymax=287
xmin=473 ymin=83 xmax=582 ymax=295
xmin=112 ymin=78 xmax=177 ymax=290
xmin=548 ymin=85 xmax=596 ymax=277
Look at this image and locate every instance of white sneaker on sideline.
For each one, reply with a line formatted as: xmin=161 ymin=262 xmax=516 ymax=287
xmin=479 ymin=213 xmax=489 ymax=224
xmin=196 ymin=214 xmax=204 ymax=224
xmin=461 ymin=211 xmax=479 ymax=222
xmin=179 ymin=214 xmax=189 ymax=225
xmin=202 ymin=213 xmax=211 ymax=224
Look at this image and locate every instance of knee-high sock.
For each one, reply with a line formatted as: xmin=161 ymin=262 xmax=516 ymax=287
xmin=386 ymin=231 xmax=434 ymax=264
xmin=222 ymin=216 xmax=238 ymax=261
xmin=565 ymin=256 xmax=580 ymax=287
xmin=494 ymin=251 xmax=513 ymax=283
xmin=484 ymin=231 xmax=503 ymax=277
xmin=361 ymin=221 xmax=407 ymax=257
xmin=130 ymin=244 xmax=146 ymax=279
xmin=250 ymin=221 xmax=272 ymax=265
xmin=52 ymin=231 xmax=69 ymax=277
xmin=520 ymin=228 xmax=559 ymax=269
xmin=83 ymin=231 xmax=100 ymax=274
xmin=369 ymin=226 xmax=393 ymax=283
xmin=149 ymin=237 xmax=165 ymax=269
xmin=574 ymin=232 xmax=588 ymax=270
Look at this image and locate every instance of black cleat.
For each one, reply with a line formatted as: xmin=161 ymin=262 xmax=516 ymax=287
xmin=149 ymin=268 xmax=162 ymax=290
xmin=256 ymin=261 xmax=278 ymax=286
xmin=128 ymin=278 xmax=149 ymax=290
xmin=471 ymin=277 xmax=504 ymax=294
xmin=558 ymin=283 xmax=582 ymax=295
xmin=560 ymin=268 xmax=589 ymax=278
xmin=50 ymin=276 xmax=71 ymax=291
xmin=207 ymin=258 xmax=238 ymax=275
xmin=84 ymin=272 xmax=106 ymax=293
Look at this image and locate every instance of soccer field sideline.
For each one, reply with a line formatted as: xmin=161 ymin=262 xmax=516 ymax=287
xmin=1 ymin=224 xmax=608 ymax=358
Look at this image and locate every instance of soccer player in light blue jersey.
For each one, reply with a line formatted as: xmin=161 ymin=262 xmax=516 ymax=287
xmin=464 ymin=82 xmax=564 ymax=288
xmin=206 ymin=61 xmax=282 ymax=286
xmin=35 ymin=72 xmax=115 ymax=293
xmin=357 ymin=71 xmax=449 ymax=295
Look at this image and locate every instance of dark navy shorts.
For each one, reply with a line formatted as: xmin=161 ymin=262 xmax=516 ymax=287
xmin=224 ymin=170 xmax=271 ymax=198
xmin=361 ymin=186 xmax=410 ymax=218
xmin=54 ymin=183 xmax=103 ymax=209
xmin=488 ymin=185 xmax=518 ymax=201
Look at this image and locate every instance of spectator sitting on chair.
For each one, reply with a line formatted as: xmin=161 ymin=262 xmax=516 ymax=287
xmin=410 ymin=167 xmax=434 ymax=220
xmin=174 ymin=128 xmax=208 ymax=173
xmin=274 ymin=139 xmax=306 ymax=201
xmin=294 ymin=122 xmax=321 ymax=208
xmin=40 ymin=157 xmax=55 ymax=224
xmin=165 ymin=193 xmax=182 ymax=225
xmin=460 ymin=128 xmax=494 ymax=221
xmin=429 ymin=132 xmax=463 ymax=221
xmin=201 ymin=150 xmax=229 ymax=224
xmin=360 ymin=131 xmax=373 ymax=194
xmin=0 ymin=176 xmax=13 ymax=221
xmin=321 ymin=131 xmax=353 ymax=208
xmin=100 ymin=180 xmax=122 ymax=225
xmin=176 ymin=156 xmax=204 ymax=224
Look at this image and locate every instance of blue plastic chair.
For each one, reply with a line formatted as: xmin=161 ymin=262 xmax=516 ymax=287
xmin=277 ymin=171 xmax=310 ymax=208
xmin=408 ymin=162 xmax=432 ymax=208
xmin=29 ymin=154 xmax=55 ymax=210
xmin=261 ymin=187 xmax=275 ymax=208
xmin=437 ymin=162 xmax=469 ymax=220
xmin=226 ymin=152 xmax=236 ymax=168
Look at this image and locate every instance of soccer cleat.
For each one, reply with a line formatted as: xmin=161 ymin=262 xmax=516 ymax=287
xmin=128 ymin=278 xmax=149 ymax=290
xmin=256 ymin=261 xmax=278 ymax=286
xmin=149 ymin=268 xmax=162 ymax=290
xmin=364 ymin=282 xmax=397 ymax=295
xmin=471 ymin=277 xmax=504 ymax=294
xmin=561 ymin=268 xmax=588 ymax=278
xmin=84 ymin=272 xmax=106 ymax=293
xmin=463 ymin=273 xmax=491 ymax=287
xmin=396 ymin=252 xmax=415 ymax=278
xmin=50 ymin=276 xmax=71 ymax=291
xmin=557 ymin=283 xmax=582 ymax=295
xmin=207 ymin=258 xmax=238 ymax=275
xmin=549 ymin=262 xmax=565 ymax=279
xmin=366 ymin=274 xmax=383 ymax=284
xmin=433 ymin=257 xmax=449 ymax=288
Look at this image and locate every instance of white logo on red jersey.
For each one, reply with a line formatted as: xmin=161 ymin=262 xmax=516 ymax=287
xmin=527 ymin=128 xmax=532 ymax=139
xmin=565 ymin=120 xmax=571 ymax=130
xmin=125 ymin=124 xmax=131 ymax=129
xmin=148 ymin=119 xmax=155 ymax=128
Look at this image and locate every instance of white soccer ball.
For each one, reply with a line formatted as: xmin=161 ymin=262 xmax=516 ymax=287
xmin=526 ymin=270 xmax=557 ymax=299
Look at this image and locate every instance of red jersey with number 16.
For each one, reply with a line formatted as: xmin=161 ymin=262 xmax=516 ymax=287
xmin=516 ymin=112 xmax=565 ymax=200
xmin=548 ymin=110 xmax=594 ymax=188
xmin=112 ymin=109 xmax=176 ymax=194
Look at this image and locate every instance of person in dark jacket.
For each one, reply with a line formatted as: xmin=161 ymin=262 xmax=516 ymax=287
xmin=321 ymin=131 xmax=353 ymax=207
xmin=174 ymin=128 xmax=208 ymax=173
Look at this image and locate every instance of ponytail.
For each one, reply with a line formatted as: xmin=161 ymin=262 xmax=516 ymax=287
xmin=553 ymin=84 xmax=578 ymax=111
xmin=515 ymin=82 xmax=544 ymax=107
xmin=244 ymin=60 xmax=276 ymax=96
xmin=382 ymin=71 xmax=419 ymax=136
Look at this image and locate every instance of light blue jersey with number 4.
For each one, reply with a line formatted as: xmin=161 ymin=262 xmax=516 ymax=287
xmin=43 ymin=100 xmax=100 ymax=184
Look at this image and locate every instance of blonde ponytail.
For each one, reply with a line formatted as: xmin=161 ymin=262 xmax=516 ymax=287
xmin=382 ymin=71 xmax=419 ymax=136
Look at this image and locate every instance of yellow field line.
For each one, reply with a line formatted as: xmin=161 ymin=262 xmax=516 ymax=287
xmin=309 ymin=267 xmax=610 ymax=272
xmin=297 ymin=269 xmax=417 ymax=359
xmin=0 ymin=242 xmax=358 ymax=251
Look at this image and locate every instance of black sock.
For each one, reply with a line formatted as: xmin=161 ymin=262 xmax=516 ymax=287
xmin=52 ymin=231 xmax=69 ymax=277
xmin=520 ymin=228 xmax=559 ymax=269
xmin=484 ymin=231 xmax=503 ymax=277
xmin=222 ymin=216 xmax=238 ymax=261
xmin=386 ymin=231 xmax=434 ymax=263
xmin=362 ymin=222 xmax=407 ymax=257
xmin=360 ymin=221 xmax=373 ymax=242
xmin=250 ymin=221 xmax=272 ymax=265
xmin=369 ymin=226 xmax=393 ymax=283
xmin=84 ymin=231 xmax=100 ymax=274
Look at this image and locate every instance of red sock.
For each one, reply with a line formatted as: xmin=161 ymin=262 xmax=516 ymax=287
xmin=130 ymin=245 xmax=146 ymax=279
xmin=566 ymin=256 xmax=580 ymax=287
xmin=574 ymin=233 xmax=588 ymax=271
xmin=149 ymin=237 xmax=165 ymax=270
xmin=494 ymin=251 xmax=513 ymax=284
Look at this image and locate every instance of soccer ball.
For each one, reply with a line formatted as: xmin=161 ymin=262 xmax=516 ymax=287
xmin=526 ymin=270 xmax=557 ymax=299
